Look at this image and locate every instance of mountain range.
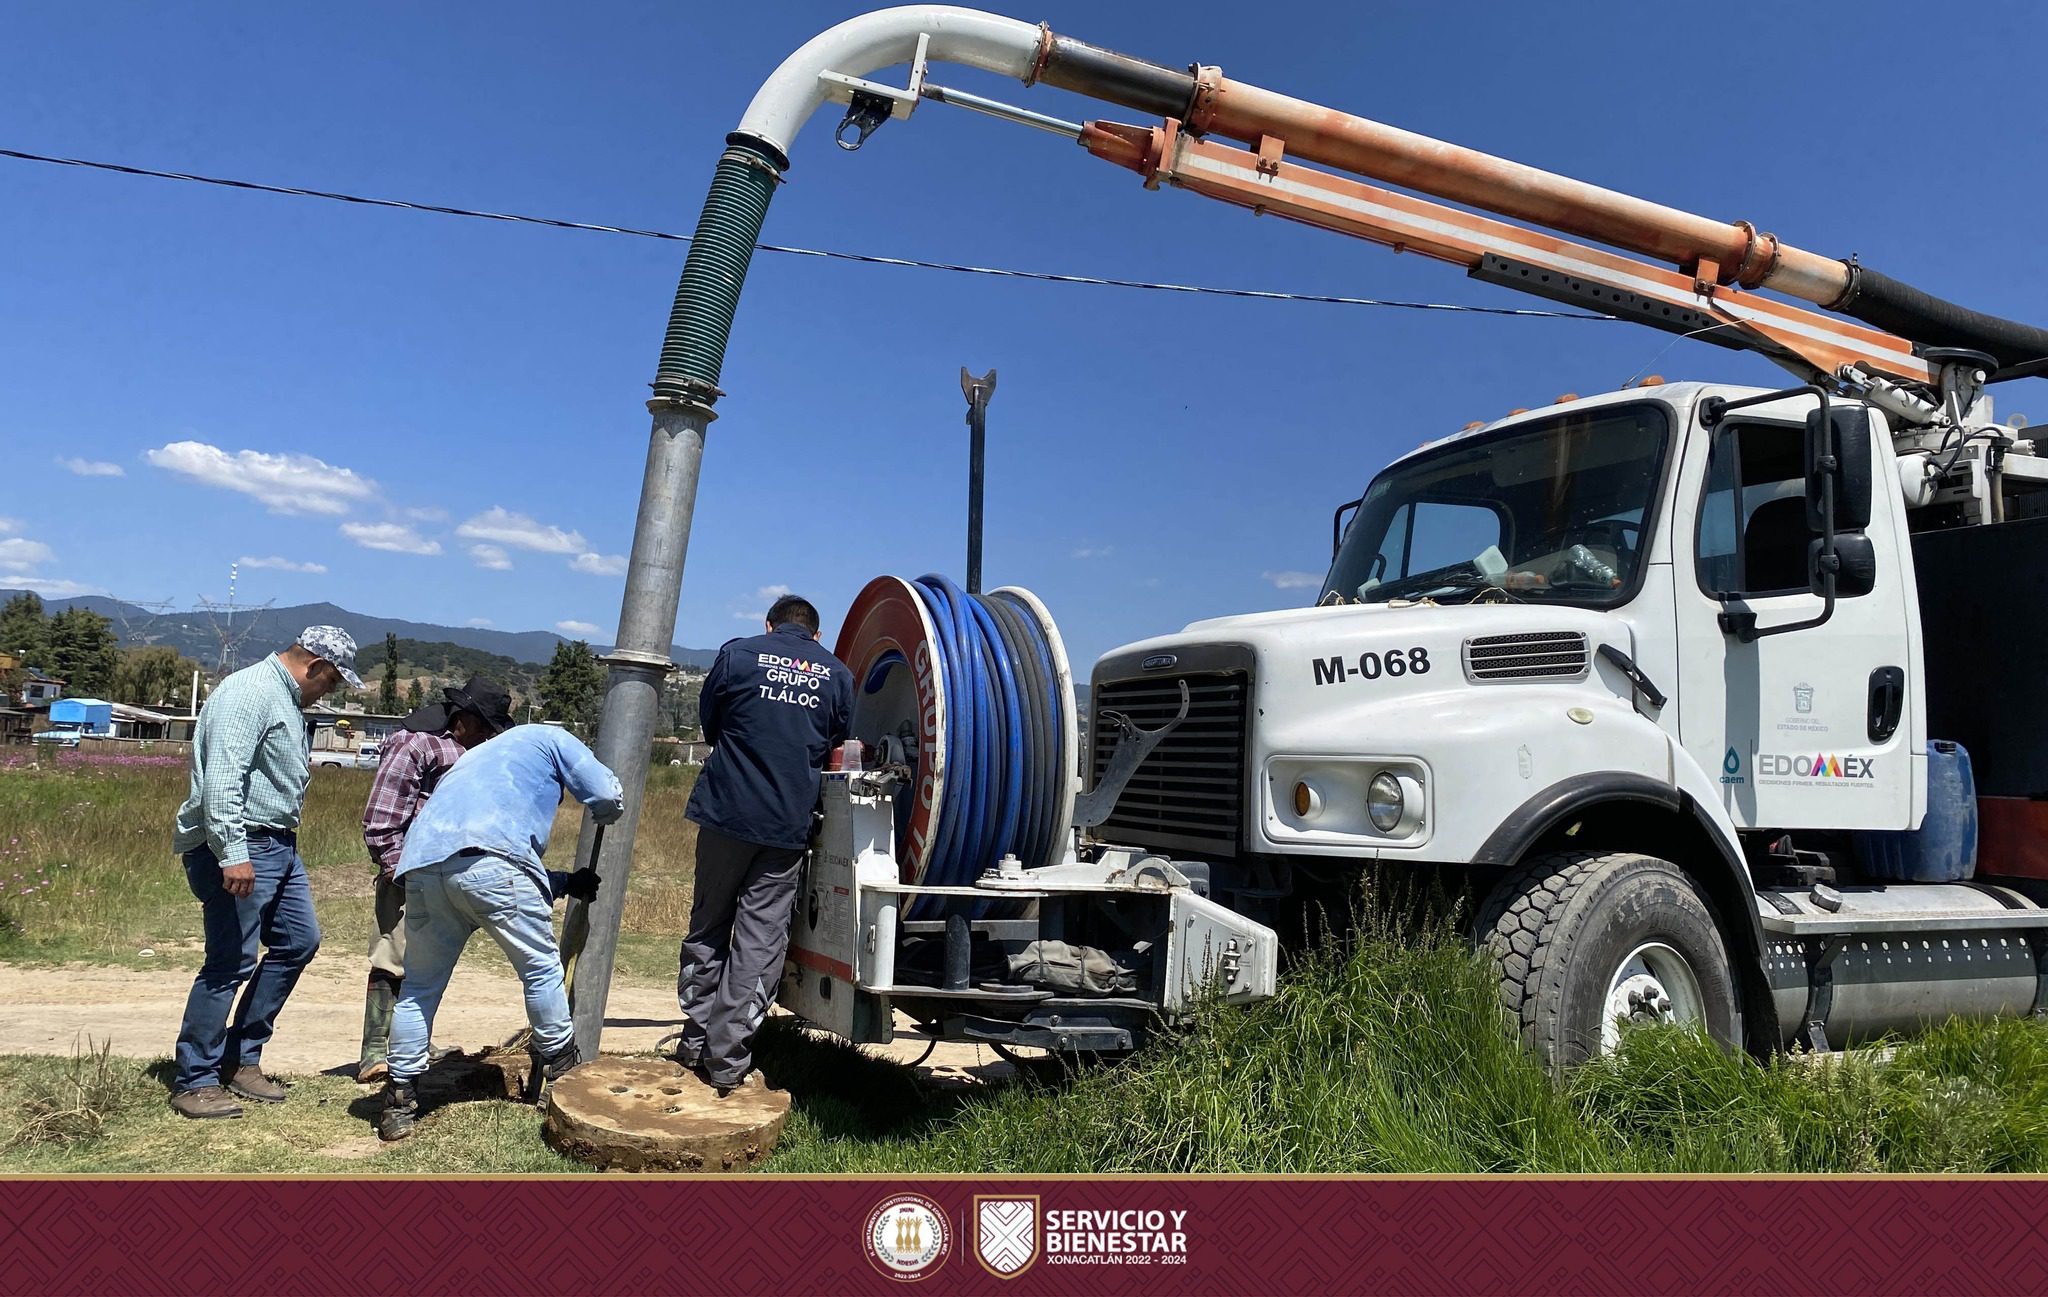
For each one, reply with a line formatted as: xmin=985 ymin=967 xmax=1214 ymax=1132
xmin=0 ymin=591 xmax=718 ymax=671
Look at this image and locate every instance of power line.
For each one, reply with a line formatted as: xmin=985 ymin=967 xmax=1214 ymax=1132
xmin=1 ymin=146 xmax=1619 ymax=322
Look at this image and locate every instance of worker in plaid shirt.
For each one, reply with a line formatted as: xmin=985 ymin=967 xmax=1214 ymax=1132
xmin=356 ymin=676 xmax=513 ymax=1082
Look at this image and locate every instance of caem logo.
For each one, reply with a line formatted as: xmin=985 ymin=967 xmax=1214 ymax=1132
xmin=974 ymin=1196 xmax=1040 ymax=1279
xmin=863 ymin=1193 xmax=951 ymax=1282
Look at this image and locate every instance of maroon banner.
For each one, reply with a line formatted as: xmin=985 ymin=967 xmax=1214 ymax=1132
xmin=3 ymin=1176 xmax=2045 ymax=1296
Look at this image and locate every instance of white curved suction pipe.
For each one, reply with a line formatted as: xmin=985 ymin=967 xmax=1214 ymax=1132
xmin=735 ymin=5 xmax=1042 ymax=160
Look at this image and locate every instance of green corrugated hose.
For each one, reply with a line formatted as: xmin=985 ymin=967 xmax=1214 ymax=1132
xmin=651 ymin=140 xmax=782 ymax=401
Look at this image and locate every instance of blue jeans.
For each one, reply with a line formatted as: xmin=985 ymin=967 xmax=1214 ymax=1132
xmin=389 ymin=852 xmax=569 ymax=1084
xmin=174 ymin=835 xmax=322 ymax=1093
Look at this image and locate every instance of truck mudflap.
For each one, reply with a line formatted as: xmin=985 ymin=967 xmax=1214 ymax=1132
xmin=1757 ymin=881 xmax=2048 ymax=1051
xmin=779 ymin=771 xmax=1278 ymax=1054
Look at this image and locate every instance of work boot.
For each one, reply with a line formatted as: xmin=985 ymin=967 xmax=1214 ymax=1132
xmin=357 ymin=979 xmax=396 ymax=1083
xmin=524 ymin=1039 xmax=581 ymax=1109
xmin=225 ymin=1064 xmax=287 ymax=1104
xmin=376 ymin=1081 xmax=419 ymax=1142
xmin=169 ymin=1086 xmax=244 ymax=1121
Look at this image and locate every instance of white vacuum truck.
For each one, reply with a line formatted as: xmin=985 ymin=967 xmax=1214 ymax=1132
xmin=594 ymin=8 xmax=2048 ymax=1069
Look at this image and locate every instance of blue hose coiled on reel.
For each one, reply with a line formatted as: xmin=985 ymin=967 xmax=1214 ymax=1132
xmin=908 ymin=575 xmax=1067 ymax=902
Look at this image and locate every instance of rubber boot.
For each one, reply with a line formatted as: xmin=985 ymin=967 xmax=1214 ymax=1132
xmin=357 ymin=979 xmax=396 ymax=1083
xmin=525 ymin=1039 xmax=581 ymax=1110
xmin=376 ymin=1080 xmax=419 ymax=1142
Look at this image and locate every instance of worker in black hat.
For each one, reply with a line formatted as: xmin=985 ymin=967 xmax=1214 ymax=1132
xmin=354 ymin=675 xmax=514 ymax=1082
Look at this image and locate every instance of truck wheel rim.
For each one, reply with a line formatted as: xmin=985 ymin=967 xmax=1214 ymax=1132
xmin=1600 ymin=941 xmax=1705 ymax=1053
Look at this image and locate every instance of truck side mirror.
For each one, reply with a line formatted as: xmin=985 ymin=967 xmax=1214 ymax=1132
xmin=1332 ymin=496 xmax=1363 ymax=560
xmin=1805 ymin=407 xmax=1874 ymax=533
xmin=1810 ymin=532 xmax=1876 ymax=598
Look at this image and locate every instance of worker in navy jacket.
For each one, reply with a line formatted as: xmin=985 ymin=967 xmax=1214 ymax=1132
xmin=675 ymin=593 xmax=853 ymax=1091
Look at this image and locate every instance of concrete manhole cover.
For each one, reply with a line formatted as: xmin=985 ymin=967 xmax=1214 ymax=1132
xmin=542 ymin=1057 xmax=789 ymax=1172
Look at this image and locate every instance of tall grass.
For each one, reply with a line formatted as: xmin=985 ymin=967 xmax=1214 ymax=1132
xmin=766 ymin=906 xmax=2048 ymax=1174
xmin=0 ymin=759 xmax=701 ymax=971
xmin=3 ymin=1037 xmax=128 ymax=1149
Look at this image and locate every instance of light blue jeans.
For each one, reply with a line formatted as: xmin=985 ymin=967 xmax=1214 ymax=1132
xmin=388 ymin=852 xmax=569 ymax=1084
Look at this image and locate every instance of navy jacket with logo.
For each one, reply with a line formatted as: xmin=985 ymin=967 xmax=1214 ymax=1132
xmin=685 ymin=623 xmax=855 ymax=849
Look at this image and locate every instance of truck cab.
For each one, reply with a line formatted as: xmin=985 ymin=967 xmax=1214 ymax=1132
xmin=1083 ymin=375 xmax=2048 ymax=1067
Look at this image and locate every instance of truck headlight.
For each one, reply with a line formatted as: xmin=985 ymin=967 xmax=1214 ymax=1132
xmin=1367 ymin=772 xmax=1406 ymax=831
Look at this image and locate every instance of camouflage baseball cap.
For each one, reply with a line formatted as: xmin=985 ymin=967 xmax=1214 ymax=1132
xmin=294 ymin=625 xmax=364 ymax=688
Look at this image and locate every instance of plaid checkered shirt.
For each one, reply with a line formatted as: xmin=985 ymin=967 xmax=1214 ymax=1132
xmin=361 ymin=728 xmax=465 ymax=871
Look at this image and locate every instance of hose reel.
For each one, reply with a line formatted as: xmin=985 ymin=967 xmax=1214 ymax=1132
xmin=835 ymin=574 xmax=1078 ymax=897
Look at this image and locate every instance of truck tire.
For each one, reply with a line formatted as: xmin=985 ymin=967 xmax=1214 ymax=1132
xmin=1476 ymin=851 xmax=1736 ymax=1073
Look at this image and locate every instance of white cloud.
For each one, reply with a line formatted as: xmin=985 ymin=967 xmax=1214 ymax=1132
xmin=405 ymin=506 xmax=450 ymax=522
xmin=10 ymin=577 xmax=109 ymax=598
xmin=570 ymin=551 xmax=627 ymax=577
xmin=57 ymin=457 xmax=124 ymax=478
xmin=0 ymin=518 xmax=19 ymax=534
xmin=0 ymin=538 xmax=56 ymax=574
xmin=238 ymin=554 xmax=327 ymax=574
xmin=465 ymin=617 xmax=494 ymax=628
xmin=340 ymin=522 xmax=442 ymax=556
xmin=467 ymin=544 xmax=514 ymax=571
xmin=555 ymin=619 xmax=602 ymax=637
xmin=145 ymin=440 xmax=378 ymax=517
xmin=456 ymin=507 xmax=586 ymax=555
xmin=0 ymin=533 xmax=101 ymax=597
xmin=1071 ymin=545 xmax=1114 ymax=559
xmin=1263 ymin=569 xmax=1323 ymax=589
xmin=733 ymin=583 xmax=793 ymax=622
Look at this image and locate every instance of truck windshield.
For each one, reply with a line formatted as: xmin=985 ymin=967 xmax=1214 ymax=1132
xmin=1323 ymin=404 xmax=1669 ymax=607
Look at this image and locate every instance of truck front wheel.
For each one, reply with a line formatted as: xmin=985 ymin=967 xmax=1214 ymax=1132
xmin=1476 ymin=851 xmax=1737 ymax=1072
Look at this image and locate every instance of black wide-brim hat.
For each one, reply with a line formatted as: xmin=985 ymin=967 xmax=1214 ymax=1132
xmin=401 ymin=675 xmax=515 ymax=735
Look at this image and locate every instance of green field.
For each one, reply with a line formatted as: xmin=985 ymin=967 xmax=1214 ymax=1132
xmin=7 ymin=757 xmax=2048 ymax=1175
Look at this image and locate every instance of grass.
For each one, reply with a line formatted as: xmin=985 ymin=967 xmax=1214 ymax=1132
xmin=13 ymin=925 xmax=2048 ymax=1174
xmin=10 ymin=760 xmax=2048 ymax=1175
xmin=0 ymin=754 xmax=701 ymax=975
xmin=0 ymin=1047 xmax=584 ymax=1173
xmin=762 ymin=921 xmax=2048 ymax=1175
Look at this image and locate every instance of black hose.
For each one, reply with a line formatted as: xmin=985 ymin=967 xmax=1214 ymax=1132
xmin=1832 ymin=265 xmax=2048 ymax=376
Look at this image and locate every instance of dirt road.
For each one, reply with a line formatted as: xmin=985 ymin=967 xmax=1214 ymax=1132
xmin=0 ymin=959 xmax=1018 ymax=1083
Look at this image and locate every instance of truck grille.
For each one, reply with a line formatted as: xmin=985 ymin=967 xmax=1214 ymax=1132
xmin=1462 ymin=631 xmax=1591 ymax=682
xmin=1089 ymin=670 xmax=1249 ymax=857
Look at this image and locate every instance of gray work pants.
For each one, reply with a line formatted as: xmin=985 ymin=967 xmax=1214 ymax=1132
xmin=676 ymin=824 xmax=804 ymax=1086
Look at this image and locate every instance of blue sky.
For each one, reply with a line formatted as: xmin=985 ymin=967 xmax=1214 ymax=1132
xmin=4 ymin=1 xmax=2043 ymax=670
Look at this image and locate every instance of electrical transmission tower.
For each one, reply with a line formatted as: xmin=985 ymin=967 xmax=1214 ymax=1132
xmin=197 ymin=562 xmax=274 ymax=674
xmin=106 ymin=597 xmax=176 ymax=647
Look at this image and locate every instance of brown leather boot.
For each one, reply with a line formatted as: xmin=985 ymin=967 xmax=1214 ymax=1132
xmin=169 ymin=1086 xmax=244 ymax=1120
xmin=225 ymin=1064 xmax=287 ymax=1104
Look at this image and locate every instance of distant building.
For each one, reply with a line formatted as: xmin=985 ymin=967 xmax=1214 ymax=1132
xmin=20 ymin=669 xmax=63 ymax=707
xmin=108 ymin=703 xmax=174 ymax=741
xmin=304 ymin=702 xmax=409 ymax=747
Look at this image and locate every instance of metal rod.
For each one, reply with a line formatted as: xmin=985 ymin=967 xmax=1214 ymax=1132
xmin=565 ymin=398 xmax=714 ymax=1061
xmin=922 ymin=83 xmax=1082 ymax=139
xmin=961 ymin=367 xmax=995 ymax=595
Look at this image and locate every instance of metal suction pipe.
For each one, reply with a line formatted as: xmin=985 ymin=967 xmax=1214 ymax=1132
xmin=567 ymin=6 xmax=1051 ymax=1057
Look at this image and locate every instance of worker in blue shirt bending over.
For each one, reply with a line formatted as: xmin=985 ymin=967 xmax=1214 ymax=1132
xmin=675 ymin=594 xmax=853 ymax=1093
xmin=374 ymin=723 xmax=624 ymax=1141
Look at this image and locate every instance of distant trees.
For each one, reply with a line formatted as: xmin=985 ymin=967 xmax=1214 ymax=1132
xmin=539 ymin=640 xmax=605 ymax=736
xmin=111 ymin=646 xmax=205 ymax=710
xmin=659 ymin=671 xmax=704 ymax=739
xmin=47 ymin=608 xmax=120 ymax=697
xmin=405 ymin=677 xmax=424 ymax=711
xmin=380 ymin=633 xmax=401 ymax=715
xmin=0 ymin=593 xmax=50 ymax=667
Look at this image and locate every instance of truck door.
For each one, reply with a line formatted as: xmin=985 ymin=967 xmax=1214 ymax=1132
xmin=1672 ymin=405 xmax=1917 ymax=830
